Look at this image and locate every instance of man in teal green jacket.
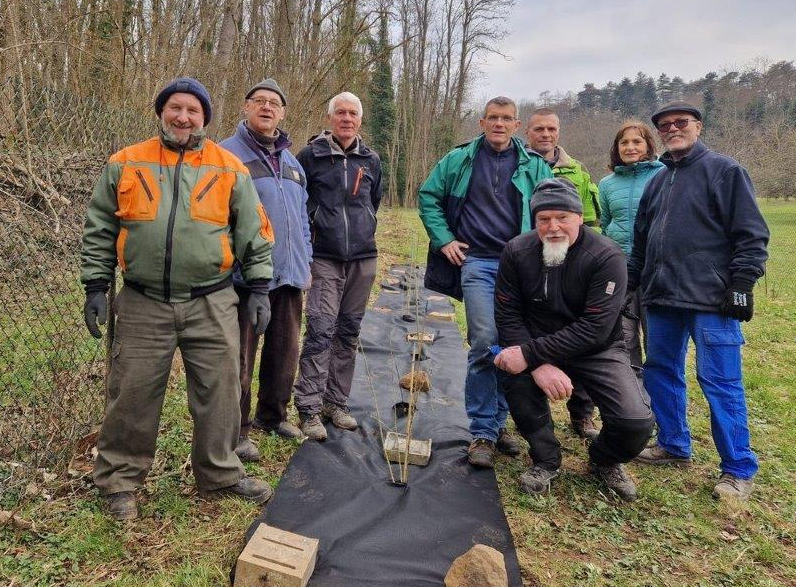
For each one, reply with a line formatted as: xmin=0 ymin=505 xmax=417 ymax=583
xmin=525 ymin=107 xmax=603 ymax=440
xmin=419 ymin=96 xmax=552 ymax=468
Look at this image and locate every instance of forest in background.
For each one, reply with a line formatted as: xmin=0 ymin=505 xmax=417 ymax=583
xmin=2 ymin=0 xmax=796 ymax=215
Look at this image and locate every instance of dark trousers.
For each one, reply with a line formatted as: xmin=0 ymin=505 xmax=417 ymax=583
xmin=503 ymin=345 xmax=655 ymax=470
xmin=236 ymin=285 xmax=303 ymax=436
xmin=294 ymin=257 xmax=377 ymax=415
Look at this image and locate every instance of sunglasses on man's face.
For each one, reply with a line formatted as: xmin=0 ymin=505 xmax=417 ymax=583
xmin=656 ymin=118 xmax=698 ymax=133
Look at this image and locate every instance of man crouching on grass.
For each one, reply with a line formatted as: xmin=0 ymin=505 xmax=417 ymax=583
xmin=493 ymin=178 xmax=654 ymax=501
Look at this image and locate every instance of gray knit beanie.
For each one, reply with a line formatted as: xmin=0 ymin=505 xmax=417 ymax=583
xmin=245 ymin=78 xmax=287 ymax=106
xmin=531 ymin=178 xmax=584 ymax=218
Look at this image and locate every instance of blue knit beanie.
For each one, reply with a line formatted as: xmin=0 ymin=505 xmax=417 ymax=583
xmin=154 ymin=77 xmax=212 ymax=125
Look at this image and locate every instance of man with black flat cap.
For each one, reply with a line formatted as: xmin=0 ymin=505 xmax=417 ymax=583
xmin=493 ymin=178 xmax=654 ymax=501
xmin=629 ymin=101 xmax=770 ymax=501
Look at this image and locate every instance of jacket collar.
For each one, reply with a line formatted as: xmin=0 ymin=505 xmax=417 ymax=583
xmin=308 ymin=130 xmax=371 ymax=157
xmin=465 ymin=134 xmax=543 ymax=166
xmin=614 ymin=159 xmax=665 ymax=175
xmin=236 ymin=120 xmax=292 ymax=156
xmin=660 ymin=140 xmax=709 ymax=168
xmin=551 ymin=146 xmax=574 ymax=169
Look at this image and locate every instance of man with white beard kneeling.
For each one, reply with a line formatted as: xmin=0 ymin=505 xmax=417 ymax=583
xmin=492 ymin=179 xmax=654 ymax=501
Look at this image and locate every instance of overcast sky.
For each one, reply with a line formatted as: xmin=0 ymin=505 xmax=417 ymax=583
xmin=476 ymin=0 xmax=794 ymax=104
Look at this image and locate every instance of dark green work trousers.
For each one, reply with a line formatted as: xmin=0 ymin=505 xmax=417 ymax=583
xmin=93 ymin=286 xmax=245 ymax=494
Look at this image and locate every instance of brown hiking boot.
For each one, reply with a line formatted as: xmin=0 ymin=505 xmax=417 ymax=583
xmin=635 ymin=444 xmax=692 ymax=467
xmin=104 ymin=491 xmax=138 ymax=521
xmin=321 ymin=403 xmax=358 ymax=430
xmin=590 ymin=461 xmax=637 ymax=501
xmin=204 ymin=476 xmax=273 ymax=505
xmin=713 ymin=473 xmax=754 ymax=501
xmin=234 ymin=436 xmax=261 ymax=463
xmin=299 ymin=413 xmax=328 ymax=441
xmin=570 ymin=416 xmax=600 ymax=441
xmin=467 ymin=438 xmax=496 ymax=468
xmin=252 ymin=418 xmax=304 ymax=439
xmin=496 ymin=428 xmax=521 ymax=456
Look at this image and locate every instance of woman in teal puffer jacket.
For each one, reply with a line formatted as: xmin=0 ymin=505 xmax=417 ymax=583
xmin=598 ymin=121 xmax=664 ymax=374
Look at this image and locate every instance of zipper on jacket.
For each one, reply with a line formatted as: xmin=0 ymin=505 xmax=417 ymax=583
xmin=195 ymin=174 xmax=219 ymax=202
xmin=543 ymin=268 xmax=549 ymax=301
xmin=163 ymin=149 xmax=184 ymax=302
xmin=652 ymin=167 xmax=677 ymax=287
xmin=276 ymin=161 xmax=293 ymax=283
xmin=343 ymin=157 xmax=350 ymax=259
xmin=135 ymin=169 xmax=154 ymax=202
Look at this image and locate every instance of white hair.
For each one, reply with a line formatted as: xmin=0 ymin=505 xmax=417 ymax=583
xmin=328 ymin=92 xmax=363 ymax=117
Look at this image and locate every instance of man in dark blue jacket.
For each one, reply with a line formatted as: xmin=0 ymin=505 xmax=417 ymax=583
xmin=628 ymin=101 xmax=770 ymax=501
xmin=292 ymin=92 xmax=382 ymax=441
xmin=221 ymin=78 xmax=313 ymax=458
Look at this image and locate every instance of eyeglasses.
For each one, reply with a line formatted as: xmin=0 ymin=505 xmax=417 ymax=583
xmin=656 ymin=118 xmax=697 ymax=133
xmin=484 ymin=115 xmax=516 ymax=124
xmin=249 ymin=97 xmax=283 ymax=109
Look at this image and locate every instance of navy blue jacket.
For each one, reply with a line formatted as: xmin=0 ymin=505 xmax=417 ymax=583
xmin=627 ymin=141 xmax=769 ymax=312
xmin=221 ymin=122 xmax=312 ymax=290
xmin=296 ymin=131 xmax=382 ymax=262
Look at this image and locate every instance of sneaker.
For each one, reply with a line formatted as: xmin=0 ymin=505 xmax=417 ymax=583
xmin=299 ymin=413 xmax=328 ymax=441
xmin=590 ymin=461 xmax=637 ymax=501
xmin=713 ymin=473 xmax=754 ymax=501
xmin=321 ymin=403 xmax=358 ymax=430
xmin=570 ymin=416 xmax=600 ymax=441
xmin=496 ymin=428 xmax=521 ymax=456
xmin=105 ymin=491 xmax=138 ymax=521
xmin=205 ymin=476 xmax=273 ymax=505
xmin=635 ymin=444 xmax=692 ymax=467
xmin=234 ymin=436 xmax=261 ymax=463
xmin=467 ymin=438 xmax=496 ymax=468
xmin=519 ymin=465 xmax=560 ymax=495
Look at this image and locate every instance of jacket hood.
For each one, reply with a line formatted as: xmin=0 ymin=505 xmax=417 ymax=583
xmin=552 ymin=146 xmax=574 ymax=169
xmin=308 ymin=130 xmax=372 ymax=157
xmin=614 ymin=159 xmax=665 ymax=175
xmin=660 ymin=140 xmax=709 ymax=169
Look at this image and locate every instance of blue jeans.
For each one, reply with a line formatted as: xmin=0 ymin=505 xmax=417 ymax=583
xmin=644 ymin=306 xmax=758 ymax=479
xmin=461 ymin=256 xmax=508 ymax=442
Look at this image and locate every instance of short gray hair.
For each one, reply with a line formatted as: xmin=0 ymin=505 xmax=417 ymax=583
xmin=482 ymin=96 xmax=517 ymax=118
xmin=328 ymin=92 xmax=363 ymax=117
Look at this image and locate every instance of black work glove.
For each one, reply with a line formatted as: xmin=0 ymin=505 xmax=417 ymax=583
xmin=247 ymin=290 xmax=271 ymax=336
xmin=721 ymin=281 xmax=754 ymax=322
xmin=621 ymin=288 xmax=639 ymax=320
xmin=83 ymin=290 xmax=108 ymax=339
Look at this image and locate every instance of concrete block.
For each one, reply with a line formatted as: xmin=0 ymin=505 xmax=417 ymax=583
xmin=234 ymin=523 xmax=319 ymax=587
xmin=384 ymin=431 xmax=432 ymax=466
xmin=406 ymin=331 xmax=435 ymax=343
xmin=427 ymin=311 xmax=455 ymax=322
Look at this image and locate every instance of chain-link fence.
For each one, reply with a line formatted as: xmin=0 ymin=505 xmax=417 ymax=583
xmin=0 ymin=76 xmax=151 ymax=509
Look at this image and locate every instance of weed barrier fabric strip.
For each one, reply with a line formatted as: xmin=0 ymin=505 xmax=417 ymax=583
xmin=239 ymin=266 xmax=522 ymax=587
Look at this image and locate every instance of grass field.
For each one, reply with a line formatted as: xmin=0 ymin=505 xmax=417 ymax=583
xmin=2 ymin=202 xmax=795 ymax=586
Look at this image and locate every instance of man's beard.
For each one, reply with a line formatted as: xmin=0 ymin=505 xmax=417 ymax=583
xmin=542 ymin=238 xmax=570 ymax=267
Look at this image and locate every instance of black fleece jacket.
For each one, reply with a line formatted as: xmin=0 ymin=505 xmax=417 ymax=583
xmin=627 ymin=141 xmax=769 ymax=312
xmin=495 ymin=226 xmax=627 ymax=371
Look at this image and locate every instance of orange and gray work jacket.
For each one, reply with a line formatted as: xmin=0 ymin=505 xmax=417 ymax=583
xmin=80 ymin=135 xmax=274 ymax=302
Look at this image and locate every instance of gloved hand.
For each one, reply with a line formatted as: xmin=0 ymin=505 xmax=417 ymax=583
xmin=721 ymin=282 xmax=754 ymax=322
xmin=621 ymin=288 xmax=638 ymax=320
xmin=247 ymin=290 xmax=271 ymax=335
xmin=84 ymin=290 xmax=108 ymax=339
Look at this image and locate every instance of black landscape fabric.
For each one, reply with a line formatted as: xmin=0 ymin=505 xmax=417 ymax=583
xmin=238 ymin=266 xmax=522 ymax=587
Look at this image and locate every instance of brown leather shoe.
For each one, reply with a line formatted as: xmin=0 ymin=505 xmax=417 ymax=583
xmin=105 ymin=491 xmax=138 ymax=521
xmin=570 ymin=416 xmax=600 ymax=441
xmin=467 ymin=438 xmax=496 ymax=468
xmin=496 ymin=428 xmax=521 ymax=456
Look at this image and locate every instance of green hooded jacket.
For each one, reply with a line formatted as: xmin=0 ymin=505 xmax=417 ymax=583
xmin=418 ymin=135 xmax=552 ymax=251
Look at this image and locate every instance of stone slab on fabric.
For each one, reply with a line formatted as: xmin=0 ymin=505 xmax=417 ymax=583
xmin=444 ymin=544 xmax=508 ymax=587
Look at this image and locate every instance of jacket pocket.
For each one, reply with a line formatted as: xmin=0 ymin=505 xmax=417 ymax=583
xmin=116 ymin=227 xmax=129 ymax=271
xmin=219 ymin=233 xmax=234 ymax=273
xmin=703 ymin=328 xmax=745 ymax=346
xmin=190 ymin=171 xmax=235 ymax=226
xmin=116 ymin=166 xmax=160 ymax=221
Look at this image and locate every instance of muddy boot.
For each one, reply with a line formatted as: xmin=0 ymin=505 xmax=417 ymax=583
xmin=590 ymin=462 xmax=637 ymax=501
xmin=519 ymin=466 xmax=559 ymax=495
xmin=713 ymin=473 xmax=754 ymax=501
xmin=205 ymin=476 xmax=273 ymax=505
xmin=321 ymin=403 xmax=358 ymax=430
xmin=299 ymin=413 xmax=328 ymax=441
xmin=467 ymin=439 xmax=496 ymax=468
xmin=235 ymin=436 xmax=261 ymax=463
xmin=105 ymin=491 xmax=138 ymax=521
xmin=496 ymin=428 xmax=521 ymax=456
